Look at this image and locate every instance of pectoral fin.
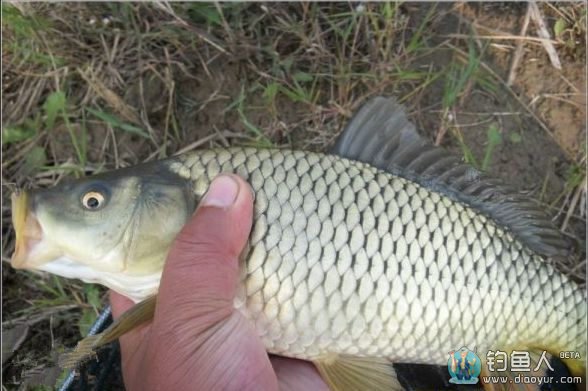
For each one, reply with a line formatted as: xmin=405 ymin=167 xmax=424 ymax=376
xmin=59 ymin=295 xmax=157 ymax=369
xmin=313 ymin=354 xmax=403 ymax=391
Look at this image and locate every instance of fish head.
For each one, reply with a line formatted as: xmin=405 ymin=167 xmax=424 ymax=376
xmin=11 ymin=164 xmax=196 ymax=291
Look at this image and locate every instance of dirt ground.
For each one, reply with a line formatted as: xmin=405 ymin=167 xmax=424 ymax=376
xmin=1 ymin=2 xmax=586 ymax=390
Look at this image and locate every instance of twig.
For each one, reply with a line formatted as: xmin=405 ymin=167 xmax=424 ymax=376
xmin=529 ymin=2 xmax=562 ymax=70
xmin=529 ymin=94 xmax=585 ymax=110
xmin=451 ymin=11 xmax=558 ymax=44
xmin=429 ymin=110 xmax=522 ymax=116
xmin=213 ymin=125 xmax=231 ymax=148
xmin=78 ymin=67 xmax=142 ymax=125
xmin=2 ymin=305 xmax=79 ymax=327
xmin=153 ymin=3 xmax=227 ymax=54
xmin=171 ymin=130 xmax=253 ymax=156
xmin=561 ymin=177 xmax=586 ymax=232
xmin=489 ymin=43 xmax=516 ymax=52
xmin=447 ymin=33 xmax=557 ymax=45
xmin=173 ymin=133 xmax=221 ymax=156
xmin=507 ymin=3 xmax=532 ymax=86
xmin=1 ymin=135 xmax=45 ymax=169
xmin=452 ymin=117 xmax=494 ymax=128
xmin=559 ymin=74 xmax=580 ymax=93
xmin=435 ymin=107 xmax=451 ymax=146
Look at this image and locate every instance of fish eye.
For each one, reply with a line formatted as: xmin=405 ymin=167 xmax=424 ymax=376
xmin=82 ymin=191 xmax=106 ymax=210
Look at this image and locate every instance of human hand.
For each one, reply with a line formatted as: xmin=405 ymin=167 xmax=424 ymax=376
xmin=110 ymin=174 xmax=328 ymax=391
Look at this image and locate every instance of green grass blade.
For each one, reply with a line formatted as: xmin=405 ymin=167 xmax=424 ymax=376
xmin=86 ymin=107 xmax=150 ymax=138
xmin=43 ymin=90 xmax=66 ymax=130
xmin=481 ymin=124 xmax=502 ymax=171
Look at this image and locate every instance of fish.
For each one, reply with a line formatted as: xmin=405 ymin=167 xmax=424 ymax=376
xmin=11 ymin=97 xmax=586 ymax=390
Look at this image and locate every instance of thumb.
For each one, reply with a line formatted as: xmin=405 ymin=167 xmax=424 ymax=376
xmin=155 ymin=174 xmax=254 ymax=328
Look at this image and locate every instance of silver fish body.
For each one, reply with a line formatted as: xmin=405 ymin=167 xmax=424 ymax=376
xmin=167 ymin=146 xmax=586 ymax=366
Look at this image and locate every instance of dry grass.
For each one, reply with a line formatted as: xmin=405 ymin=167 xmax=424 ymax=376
xmin=1 ymin=2 xmax=585 ymax=389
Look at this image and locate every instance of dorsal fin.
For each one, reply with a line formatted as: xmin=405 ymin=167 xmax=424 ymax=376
xmin=331 ymin=97 xmax=570 ymax=259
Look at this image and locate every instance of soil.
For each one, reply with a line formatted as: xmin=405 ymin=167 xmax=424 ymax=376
xmin=460 ymin=3 xmax=586 ymax=158
xmin=166 ymin=3 xmax=586 ymax=207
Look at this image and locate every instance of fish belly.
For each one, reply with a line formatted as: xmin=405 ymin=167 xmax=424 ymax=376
xmin=169 ymin=148 xmax=586 ymax=365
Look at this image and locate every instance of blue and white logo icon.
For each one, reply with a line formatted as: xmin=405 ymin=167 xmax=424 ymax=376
xmin=447 ymin=347 xmax=481 ymax=384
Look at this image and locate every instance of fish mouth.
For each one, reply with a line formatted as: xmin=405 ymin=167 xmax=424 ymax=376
xmin=11 ymin=191 xmax=55 ymax=269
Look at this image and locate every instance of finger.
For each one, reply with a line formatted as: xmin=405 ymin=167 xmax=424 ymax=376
xmin=109 ymin=290 xmax=151 ymax=352
xmin=110 ymin=290 xmax=134 ymax=319
xmin=109 ymin=290 xmax=151 ymax=390
xmin=155 ymin=174 xmax=254 ymax=327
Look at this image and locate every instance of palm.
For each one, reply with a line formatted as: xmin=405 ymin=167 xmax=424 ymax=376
xmin=112 ymin=292 xmax=327 ymax=390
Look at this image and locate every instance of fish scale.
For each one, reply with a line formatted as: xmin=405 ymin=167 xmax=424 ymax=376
xmin=167 ymin=146 xmax=586 ymax=366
